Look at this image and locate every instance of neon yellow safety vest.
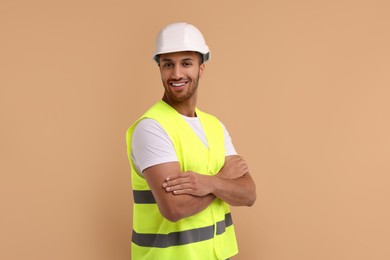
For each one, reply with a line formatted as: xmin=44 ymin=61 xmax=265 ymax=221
xmin=126 ymin=100 xmax=238 ymax=260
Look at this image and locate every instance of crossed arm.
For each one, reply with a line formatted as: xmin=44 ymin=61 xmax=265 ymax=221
xmin=143 ymin=155 xmax=256 ymax=222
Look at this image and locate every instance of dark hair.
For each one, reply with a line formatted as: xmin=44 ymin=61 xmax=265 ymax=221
xmin=198 ymin=52 xmax=204 ymax=64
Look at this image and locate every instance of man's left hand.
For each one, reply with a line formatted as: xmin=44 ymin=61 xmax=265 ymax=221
xmin=162 ymin=172 xmax=214 ymax=197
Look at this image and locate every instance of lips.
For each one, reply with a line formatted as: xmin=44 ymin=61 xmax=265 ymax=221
xmin=171 ymin=82 xmax=186 ymax=87
xmin=169 ymin=81 xmax=188 ymax=90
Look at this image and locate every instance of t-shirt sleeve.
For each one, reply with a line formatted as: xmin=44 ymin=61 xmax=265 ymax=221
xmin=131 ymin=118 xmax=178 ymax=174
xmin=221 ymin=122 xmax=238 ymax=156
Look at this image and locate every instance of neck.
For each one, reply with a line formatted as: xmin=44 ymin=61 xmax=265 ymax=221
xmin=162 ymin=94 xmax=197 ymax=117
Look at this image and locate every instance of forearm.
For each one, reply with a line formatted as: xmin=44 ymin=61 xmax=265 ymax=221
xmin=144 ymin=162 xmax=217 ymax=222
xmin=163 ymin=193 xmax=215 ymax=221
xmin=211 ymin=173 xmax=256 ymax=206
xmin=164 ymin=170 xmax=257 ymax=207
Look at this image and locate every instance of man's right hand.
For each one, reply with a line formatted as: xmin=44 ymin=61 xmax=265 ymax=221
xmin=217 ymin=155 xmax=249 ymax=180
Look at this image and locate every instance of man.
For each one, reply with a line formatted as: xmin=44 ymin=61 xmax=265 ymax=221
xmin=126 ymin=22 xmax=256 ymax=260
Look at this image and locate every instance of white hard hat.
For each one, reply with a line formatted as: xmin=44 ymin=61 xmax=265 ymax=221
xmin=153 ymin=22 xmax=211 ymax=63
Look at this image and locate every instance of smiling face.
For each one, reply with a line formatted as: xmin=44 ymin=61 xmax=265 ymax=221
xmin=158 ymin=51 xmax=205 ymax=108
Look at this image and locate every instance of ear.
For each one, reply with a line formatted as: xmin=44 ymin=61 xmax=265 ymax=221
xmin=199 ymin=63 xmax=205 ymax=78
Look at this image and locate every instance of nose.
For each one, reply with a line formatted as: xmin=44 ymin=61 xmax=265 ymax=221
xmin=171 ymin=65 xmax=184 ymax=79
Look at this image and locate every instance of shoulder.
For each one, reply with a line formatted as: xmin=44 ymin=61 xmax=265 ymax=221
xmin=132 ymin=118 xmax=169 ymax=139
xmin=135 ymin=118 xmax=163 ymax=130
xmin=127 ymin=117 xmax=171 ymax=155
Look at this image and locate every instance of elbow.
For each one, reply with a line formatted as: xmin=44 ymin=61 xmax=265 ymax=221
xmin=163 ymin=212 xmax=183 ymax=222
xmin=246 ymin=188 xmax=257 ymax=207
xmin=246 ymin=193 xmax=257 ymax=207
xmin=159 ymin=206 xmax=186 ymax=222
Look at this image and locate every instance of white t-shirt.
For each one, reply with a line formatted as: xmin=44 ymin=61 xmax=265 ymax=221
xmin=131 ymin=116 xmax=237 ymax=174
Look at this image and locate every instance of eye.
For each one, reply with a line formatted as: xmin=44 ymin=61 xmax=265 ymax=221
xmin=162 ymin=62 xmax=173 ymax=68
xmin=183 ymin=61 xmax=192 ymax=67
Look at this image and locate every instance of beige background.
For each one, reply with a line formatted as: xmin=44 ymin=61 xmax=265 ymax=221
xmin=1 ymin=0 xmax=390 ymax=259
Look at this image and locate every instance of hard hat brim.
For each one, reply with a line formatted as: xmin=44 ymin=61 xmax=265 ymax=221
xmin=153 ymin=49 xmax=210 ymax=63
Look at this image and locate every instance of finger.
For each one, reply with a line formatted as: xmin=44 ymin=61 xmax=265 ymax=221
xmin=241 ymin=165 xmax=249 ymax=175
xmin=165 ymin=183 xmax=192 ymax=192
xmin=164 ymin=177 xmax=190 ymax=188
xmin=172 ymin=188 xmax=195 ymax=195
xmin=165 ymin=175 xmax=179 ymax=181
xmin=165 ymin=172 xmax=189 ymax=182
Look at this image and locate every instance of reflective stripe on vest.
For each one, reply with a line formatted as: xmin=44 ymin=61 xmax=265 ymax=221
xmin=133 ymin=190 xmax=156 ymax=204
xmin=133 ymin=189 xmax=234 ymax=247
xmin=132 ymin=212 xmax=233 ymax=248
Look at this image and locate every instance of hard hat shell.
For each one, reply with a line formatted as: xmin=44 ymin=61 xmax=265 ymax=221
xmin=153 ymin=22 xmax=210 ymax=63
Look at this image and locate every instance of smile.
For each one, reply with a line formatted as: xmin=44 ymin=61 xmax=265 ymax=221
xmin=169 ymin=81 xmax=189 ymax=89
xmin=171 ymin=83 xmax=186 ymax=87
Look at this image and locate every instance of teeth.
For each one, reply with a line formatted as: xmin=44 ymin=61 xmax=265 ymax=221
xmin=172 ymin=83 xmax=185 ymax=87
